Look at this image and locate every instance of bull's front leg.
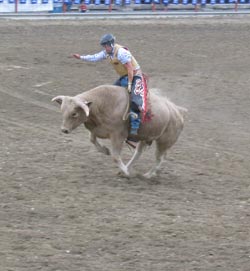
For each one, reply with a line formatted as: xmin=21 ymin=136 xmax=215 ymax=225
xmin=90 ymin=133 xmax=110 ymax=155
xmin=110 ymin=134 xmax=129 ymax=177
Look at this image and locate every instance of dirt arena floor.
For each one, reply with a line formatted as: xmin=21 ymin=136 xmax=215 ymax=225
xmin=0 ymin=15 xmax=250 ymax=271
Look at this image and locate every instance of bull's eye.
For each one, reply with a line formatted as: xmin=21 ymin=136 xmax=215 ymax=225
xmin=72 ymin=112 xmax=78 ymax=118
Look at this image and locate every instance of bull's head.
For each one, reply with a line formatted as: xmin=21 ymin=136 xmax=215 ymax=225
xmin=52 ymin=95 xmax=91 ymax=134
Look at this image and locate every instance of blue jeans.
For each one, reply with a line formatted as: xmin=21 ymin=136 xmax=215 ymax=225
xmin=114 ymin=75 xmax=143 ymax=135
xmin=114 ymin=76 xmax=128 ymax=88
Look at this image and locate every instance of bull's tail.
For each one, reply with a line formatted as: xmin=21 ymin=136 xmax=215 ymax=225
xmin=177 ymin=106 xmax=188 ymax=118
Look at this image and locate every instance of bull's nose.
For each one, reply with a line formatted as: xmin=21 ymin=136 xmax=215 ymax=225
xmin=61 ymin=128 xmax=69 ymax=134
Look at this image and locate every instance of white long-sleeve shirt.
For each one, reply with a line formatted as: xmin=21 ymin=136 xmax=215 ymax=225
xmin=80 ymin=47 xmax=140 ymax=69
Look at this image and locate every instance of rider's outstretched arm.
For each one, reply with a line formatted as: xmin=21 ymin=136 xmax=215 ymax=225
xmin=73 ymin=50 xmax=106 ymax=62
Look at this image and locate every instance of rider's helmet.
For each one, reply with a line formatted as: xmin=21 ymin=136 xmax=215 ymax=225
xmin=100 ymin=34 xmax=115 ymax=47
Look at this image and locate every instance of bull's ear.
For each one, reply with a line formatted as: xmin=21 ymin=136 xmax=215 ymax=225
xmin=51 ymin=95 xmax=65 ymax=105
xmin=75 ymin=100 xmax=91 ymax=117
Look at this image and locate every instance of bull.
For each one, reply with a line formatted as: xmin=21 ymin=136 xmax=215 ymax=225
xmin=52 ymin=85 xmax=186 ymax=178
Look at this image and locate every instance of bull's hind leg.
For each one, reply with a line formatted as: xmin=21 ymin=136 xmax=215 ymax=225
xmin=126 ymin=141 xmax=146 ymax=172
xmin=144 ymin=142 xmax=167 ymax=179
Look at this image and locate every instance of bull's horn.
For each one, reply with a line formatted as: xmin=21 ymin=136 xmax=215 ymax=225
xmin=51 ymin=95 xmax=65 ymax=105
xmin=75 ymin=99 xmax=90 ymax=117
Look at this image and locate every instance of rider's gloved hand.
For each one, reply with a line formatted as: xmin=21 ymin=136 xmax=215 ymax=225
xmin=127 ymin=83 xmax=132 ymax=93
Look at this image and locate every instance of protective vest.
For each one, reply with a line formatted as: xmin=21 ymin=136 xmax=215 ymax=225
xmin=107 ymin=44 xmax=139 ymax=77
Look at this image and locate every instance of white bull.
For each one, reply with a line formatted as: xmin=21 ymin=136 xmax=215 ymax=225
xmin=52 ymin=85 xmax=186 ymax=178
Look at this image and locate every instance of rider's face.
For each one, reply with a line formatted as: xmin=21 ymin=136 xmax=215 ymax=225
xmin=103 ymin=44 xmax=113 ymax=54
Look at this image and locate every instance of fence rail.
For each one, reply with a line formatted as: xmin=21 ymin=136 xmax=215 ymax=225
xmin=1 ymin=0 xmax=250 ymax=13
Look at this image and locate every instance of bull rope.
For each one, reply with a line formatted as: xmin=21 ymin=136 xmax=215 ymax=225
xmin=122 ymin=91 xmax=131 ymax=121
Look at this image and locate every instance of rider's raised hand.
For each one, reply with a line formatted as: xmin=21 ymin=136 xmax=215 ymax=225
xmin=73 ymin=54 xmax=81 ymax=59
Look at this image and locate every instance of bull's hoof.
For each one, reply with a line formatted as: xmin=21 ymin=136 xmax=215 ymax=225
xmin=143 ymin=171 xmax=157 ymax=179
xmin=136 ymin=173 xmax=160 ymax=183
xmin=101 ymin=146 xmax=110 ymax=155
xmin=117 ymin=171 xmax=130 ymax=179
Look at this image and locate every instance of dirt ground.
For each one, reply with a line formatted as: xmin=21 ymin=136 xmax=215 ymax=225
xmin=0 ymin=15 xmax=250 ymax=271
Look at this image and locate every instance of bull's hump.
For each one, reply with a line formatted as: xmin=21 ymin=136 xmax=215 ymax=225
xmin=81 ymin=85 xmax=127 ymax=111
xmin=95 ymin=85 xmax=124 ymax=92
xmin=87 ymin=85 xmax=126 ymax=98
